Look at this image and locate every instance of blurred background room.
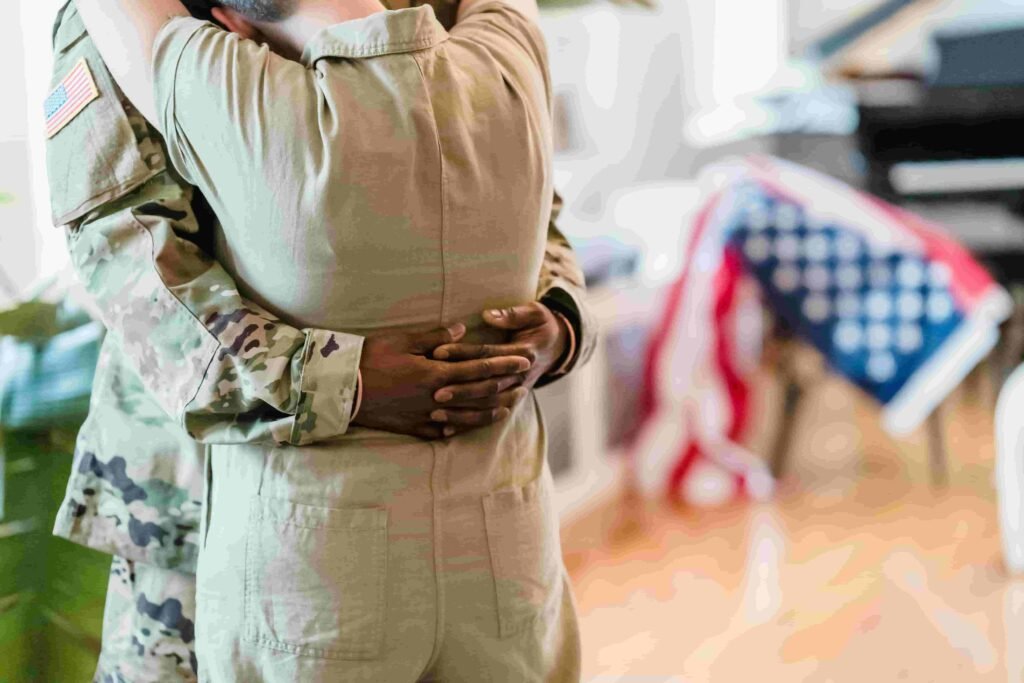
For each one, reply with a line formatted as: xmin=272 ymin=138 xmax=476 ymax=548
xmin=6 ymin=0 xmax=1024 ymax=680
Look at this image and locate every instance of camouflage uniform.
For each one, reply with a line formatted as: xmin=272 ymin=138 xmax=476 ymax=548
xmin=44 ymin=1 xmax=593 ymax=681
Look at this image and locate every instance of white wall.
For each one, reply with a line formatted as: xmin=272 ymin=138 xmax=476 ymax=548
xmin=1 ymin=0 xmax=69 ymax=309
xmin=676 ymin=0 xmax=789 ymax=146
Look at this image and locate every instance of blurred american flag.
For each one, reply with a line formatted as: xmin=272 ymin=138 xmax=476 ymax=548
xmin=630 ymin=157 xmax=1012 ymax=504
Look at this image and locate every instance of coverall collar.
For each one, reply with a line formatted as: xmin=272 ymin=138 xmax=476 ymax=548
xmin=302 ymin=5 xmax=449 ymax=64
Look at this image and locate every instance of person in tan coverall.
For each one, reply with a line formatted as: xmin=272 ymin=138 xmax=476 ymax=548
xmin=70 ymin=0 xmax=587 ymax=677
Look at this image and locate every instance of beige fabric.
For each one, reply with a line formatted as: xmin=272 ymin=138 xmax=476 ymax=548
xmin=152 ymin=3 xmax=578 ymax=680
xmin=153 ymin=3 xmax=552 ymax=336
xmin=198 ymin=417 xmax=580 ymax=681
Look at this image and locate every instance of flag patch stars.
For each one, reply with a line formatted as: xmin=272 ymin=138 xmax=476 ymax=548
xmin=45 ymin=58 xmax=99 ymax=138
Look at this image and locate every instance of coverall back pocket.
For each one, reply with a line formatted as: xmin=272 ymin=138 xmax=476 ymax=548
xmin=483 ymin=479 xmax=562 ymax=638
xmin=244 ymin=497 xmax=388 ymax=660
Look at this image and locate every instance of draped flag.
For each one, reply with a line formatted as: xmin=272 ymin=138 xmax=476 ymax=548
xmin=630 ymin=157 xmax=1013 ymax=504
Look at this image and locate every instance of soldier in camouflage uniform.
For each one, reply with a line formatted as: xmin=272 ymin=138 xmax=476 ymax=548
xmin=45 ymin=0 xmax=594 ymax=679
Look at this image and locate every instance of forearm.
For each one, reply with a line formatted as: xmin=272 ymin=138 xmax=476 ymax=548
xmin=66 ymin=177 xmax=361 ymax=446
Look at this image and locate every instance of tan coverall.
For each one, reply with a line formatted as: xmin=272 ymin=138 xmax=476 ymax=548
xmin=149 ymin=3 xmax=580 ymax=680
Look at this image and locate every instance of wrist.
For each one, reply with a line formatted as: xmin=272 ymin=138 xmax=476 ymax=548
xmin=548 ymin=311 xmax=576 ymax=377
xmin=350 ymin=368 xmax=364 ymax=421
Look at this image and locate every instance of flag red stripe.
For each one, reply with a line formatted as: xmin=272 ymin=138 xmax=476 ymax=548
xmin=713 ymin=247 xmax=753 ymax=494
xmin=667 ymin=442 xmax=702 ymax=498
xmin=713 ymin=246 xmax=750 ymax=444
xmin=666 ymin=246 xmax=750 ymax=500
xmin=631 ymin=192 xmax=721 ymax=499
xmin=634 ymin=193 xmax=723 ymax=433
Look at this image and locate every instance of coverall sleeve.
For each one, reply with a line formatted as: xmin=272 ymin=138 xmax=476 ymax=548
xmin=535 ymin=192 xmax=597 ymax=386
xmin=390 ymin=0 xmax=595 ymax=382
xmin=46 ymin=1 xmax=361 ymax=446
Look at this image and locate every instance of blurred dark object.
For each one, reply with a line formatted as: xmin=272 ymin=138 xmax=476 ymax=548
xmin=855 ymin=79 xmax=1024 ymax=381
xmin=180 ymin=0 xmax=219 ymax=22
xmin=932 ymin=27 xmax=1024 ymax=88
xmin=856 ymin=80 xmax=1024 ymax=200
xmin=930 ymin=7 xmax=1024 ymax=88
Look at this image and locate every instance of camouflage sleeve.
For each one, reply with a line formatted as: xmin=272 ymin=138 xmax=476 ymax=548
xmin=48 ymin=2 xmax=361 ymax=446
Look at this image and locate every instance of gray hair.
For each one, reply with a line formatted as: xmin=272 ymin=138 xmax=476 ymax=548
xmin=216 ymin=0 xmax=298 ymax=22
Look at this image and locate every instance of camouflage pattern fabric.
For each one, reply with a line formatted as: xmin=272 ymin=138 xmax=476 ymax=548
xmin=48 ymin=1 xmax=364 ymax=450
xmin=52 ymin=336 xmax=205 ymax=571
xmin=46 ymin=0 xmax=595 ymax=679
xmin=93 ymin=557 xmax=198 ymax=683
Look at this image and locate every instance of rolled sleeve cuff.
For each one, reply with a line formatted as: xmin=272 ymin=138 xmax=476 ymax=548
xmin=290 ymin=329 xmax=363 ymax=445
xmin=537 ymin=281 xmax=586 ymax=386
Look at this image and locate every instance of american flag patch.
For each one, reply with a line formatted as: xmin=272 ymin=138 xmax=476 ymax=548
xmin=44 ymin=58 xmax=99 ymax=139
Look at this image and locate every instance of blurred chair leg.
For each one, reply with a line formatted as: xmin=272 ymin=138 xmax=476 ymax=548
xmin=769 ymin=367 xmax=803 ymax=480
xmin=995 ymin=285 xmax=1024 ymax=390
xmin=926 ymin=403 xmax=948 ymax=488
xmin=963 ymin=357 xmax=986 ymax=402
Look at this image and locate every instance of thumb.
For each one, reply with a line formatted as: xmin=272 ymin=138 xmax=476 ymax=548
xmin=482 ymin=303 xmax=548 ymax=330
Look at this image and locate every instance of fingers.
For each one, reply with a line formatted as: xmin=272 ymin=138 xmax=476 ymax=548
xmin=482 ymin=302 xmax=549 ymax=331
xmin=430 ymin=404 xmax=515 ymax=431
xmin=430 ymin=386 xmax=526 ymax=435
xmin=434 ymin=378 xmax=526 ymax=406
xmin=439 ymin=355 xmax=531 ymax=385
xmin=417 ymin=385 xmax=527 ymax=439
xmin=433 ymin=342 xmax=535 ymax=363
xmin=408 ymin=323 xmax=466 ymax=354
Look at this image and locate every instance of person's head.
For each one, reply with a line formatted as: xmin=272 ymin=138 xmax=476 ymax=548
xmin=212 ymin=0 xmax=298 ymax=23
xmin=184 ymin=0 xmax=382 ymax=61
xmin=179 ymin=0 xmax=302 ymax=58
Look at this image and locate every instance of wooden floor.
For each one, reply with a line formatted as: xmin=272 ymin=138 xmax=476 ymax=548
xmin=561 ymin=367 xmax=1020 ymax=682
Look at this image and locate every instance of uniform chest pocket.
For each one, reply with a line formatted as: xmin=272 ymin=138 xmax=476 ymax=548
xmin=244 ymin=497 xmax=388 ymax=660
xmin=45 ymin=2 xmax=165 ymax=227
xmin=483 ymin=478 xmax=563 ymax=638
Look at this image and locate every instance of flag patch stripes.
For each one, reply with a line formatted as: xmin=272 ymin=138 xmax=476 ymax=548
xmin=45 ymin=57 xmax=99 ymax=139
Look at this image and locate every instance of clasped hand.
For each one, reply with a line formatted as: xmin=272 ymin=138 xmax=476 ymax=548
xmin=352 ymin=302 xmax=570 ymax=440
